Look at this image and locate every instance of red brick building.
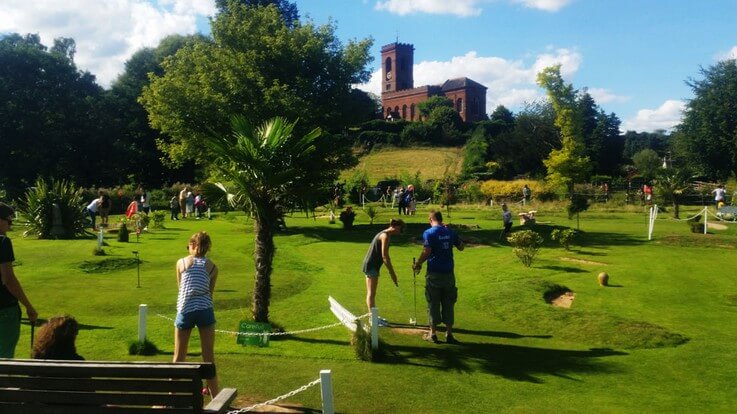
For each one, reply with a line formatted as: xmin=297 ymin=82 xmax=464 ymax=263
xmin=380 ymin=42 xmax=488 ymax=122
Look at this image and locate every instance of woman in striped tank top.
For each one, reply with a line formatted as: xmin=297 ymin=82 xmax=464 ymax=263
xmin=173 ymin=231 xmax=220 ymax=396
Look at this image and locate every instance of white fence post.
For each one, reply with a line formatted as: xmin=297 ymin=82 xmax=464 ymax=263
xmin=370 ymin=307 xmax=379 ymax=350
xmin=138 ymin=304 xmax=147 ymax=342
xmin=703 ymin=206 xmax=708 ymax=234
xmin=320 ymin=370 xmax=334 ymax=414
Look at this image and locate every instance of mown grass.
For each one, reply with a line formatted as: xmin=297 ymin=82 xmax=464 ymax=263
xmin=8 ymin=202 xmax=737 ymax=413
xmin=343 ymin=146 xmax=463 ymax=182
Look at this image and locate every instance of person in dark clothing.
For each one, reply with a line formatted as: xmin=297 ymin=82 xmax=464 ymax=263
xmin=0 ymin=202 xmax=38 ymax=358
xmin=32 ymin=315 xmax=84 ymax=360
xmin=397 ymin=187 xmax=406 ymax=215
xmin=362 ymin=219 xmax=405 ymax=317
xmin=413 ymin=210 xmax=464 ymax=344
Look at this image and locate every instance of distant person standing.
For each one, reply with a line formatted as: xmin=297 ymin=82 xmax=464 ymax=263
xmin=501 ymin=203 xmax=513 ymax=237
xmin=0 ymin=203 xmax=38 ymax=358
xmin=99 ymin=191 xmax=111 ymax=228
xmin=170 ymin=195 xmax=180 ymax=220
xmin=139 ymin=187 xmax=151 ymax=214
xmin=643 ymin=183 xmax=653 ymax=205
xmin=179 ymin=186 xmax=189 ymax=219
xmin=413 ymin=210 xmax=464 ymax=344
xmin=397 ymin=187 xmax=406 ymax=216
xmin=712 ymin=184 xmax=726 ymax=208
xmin=186 ymin=190 xmax=195 ymax=217
xmin=522 ymin=184 xmax=532 ymax=205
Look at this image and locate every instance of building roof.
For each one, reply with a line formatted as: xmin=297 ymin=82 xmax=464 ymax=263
xmin=440 ymin=77 xmax=488 ymax=91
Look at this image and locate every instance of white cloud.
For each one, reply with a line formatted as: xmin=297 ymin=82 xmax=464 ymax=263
xmin=716 ymin=46 xmax=737 ymax=60
xmin=374 ymin=0 xmax=572 ymax=16
xmin=622 ymin=100 xmax=685 ymax=133
xmin=0 ymin=0 xmax=216 ymax=87
xmin=586 ymin=88 xmax=630 ymax=104
xmin=358 ymin=48 xmax=583 ymax=113
xmin=374 ymin=0 xmax=483 ymax=17
xmin=511 ymin=0 xmax=573 ymax=12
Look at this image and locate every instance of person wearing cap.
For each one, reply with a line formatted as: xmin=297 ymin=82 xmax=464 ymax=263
xmin=0 ymin=202 xmax=38 ymax=358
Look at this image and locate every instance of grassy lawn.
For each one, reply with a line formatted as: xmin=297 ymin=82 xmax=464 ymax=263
xmin=9 ymin=203 xmax=737 ymax=413
xmin=343 ymin=146 xmax=464 ymax=182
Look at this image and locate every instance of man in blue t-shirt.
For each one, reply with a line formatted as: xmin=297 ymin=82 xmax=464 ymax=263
xmin=413 ymin=210 xmax=464 ymax=344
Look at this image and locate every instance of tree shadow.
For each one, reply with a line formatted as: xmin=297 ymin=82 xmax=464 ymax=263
xmin=538 ymin=265 xmax=588 ymax=273
xmin=380 ymin=341 xmax=627 ymax=383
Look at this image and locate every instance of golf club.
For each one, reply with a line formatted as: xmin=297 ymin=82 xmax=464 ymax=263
xmin=30 ymin=321 xmax=35 ymax=357
xmin=412 ymin=257 xmax=417 ymax=326
xmin=394 ymin=284 xmax=414 ymax=325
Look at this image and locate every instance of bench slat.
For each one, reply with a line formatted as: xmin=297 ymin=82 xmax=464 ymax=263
xmin=0 ymin=402 xmax=193 ymax=414
xmin=0 ymin=376 xmax=199 ymax=393
xmin=0 ymin=359 xmax=214 ymax=379
xmin=0 ymin=388 xmax=198 ymax=407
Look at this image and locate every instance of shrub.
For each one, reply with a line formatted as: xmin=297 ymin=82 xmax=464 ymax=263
xmin=351 ymin=320 xmax=373 ymax=361
xmin=364 ymin=206 xmax=378 ymax=225
xmin=690 ymin=223 xmax=705 ymax=233
xmin=507 ymin=230 xmax=543 ymax=267
xmin=551 ymin=228 xmax=577 ymax=250
xmin=19 ymin=178 xmax=87 ymax=239
xmin=567 ymin=194 xmax=591 ymax=219
xmin=150 ymin=211 xmax=166 ymax=229
xmin=339 ymin=208 xmax=356 ymax=229
xmin=128 ymin=339 xmax=159 ymax=356
xmin=117 ymin=222 xmax=129 ymax=242
xmin=130 ymin=212 xmax=150 ymax=233
xmin=480 ymin=179 xmax=555 ymax=203
xmin=92 ymin=246 xmax=106 ymax=256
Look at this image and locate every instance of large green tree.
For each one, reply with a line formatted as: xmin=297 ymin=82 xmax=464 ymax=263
xmin=536 ymin=65 xmax=591 ymax=194
xmin=203 ymin=116 xmax=355 ymax=322
xmin=106 ymin=34 xmax=202 ymax=186
xmin=675 ymin=59 xmax=737 ymax=180
xmin=140 ymin=3 xmax=374 ymax=168
xmin=0 ymin=34 xmax=106 ymax=197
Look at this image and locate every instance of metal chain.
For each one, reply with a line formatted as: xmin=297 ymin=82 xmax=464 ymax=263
xmin=226 ymin=378 xmax=321 ymax=413
xmin=155 ymin=312 xmax=371 ymax=337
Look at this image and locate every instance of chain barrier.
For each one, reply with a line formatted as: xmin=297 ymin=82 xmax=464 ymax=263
xmin=156 ymin=312 xmax=370 ymax=337
xmin=226 ymin=377 xmax=321 ymax=413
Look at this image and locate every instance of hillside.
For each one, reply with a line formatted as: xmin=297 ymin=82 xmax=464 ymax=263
xmin=343 ymin=146 xmax=464 ymax=183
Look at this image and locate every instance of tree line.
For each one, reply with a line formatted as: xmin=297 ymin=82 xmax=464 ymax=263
xmin=2 ymin=0 xmax=736 ymax=202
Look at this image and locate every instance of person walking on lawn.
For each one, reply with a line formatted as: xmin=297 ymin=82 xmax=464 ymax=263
xmin=413 ymin=210 xmax=464 ymax=344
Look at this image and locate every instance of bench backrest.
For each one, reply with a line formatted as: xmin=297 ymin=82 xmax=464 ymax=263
xmin=0 ymin=359 xmax=216 ymax=413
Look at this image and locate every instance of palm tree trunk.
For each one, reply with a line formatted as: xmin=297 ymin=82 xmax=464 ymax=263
xmin=253 ymin=218 xmax=275 ymax=323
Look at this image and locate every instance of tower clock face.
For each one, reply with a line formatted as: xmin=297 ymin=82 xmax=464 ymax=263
xmin=385 ymin=71 xmax=392 ymax=80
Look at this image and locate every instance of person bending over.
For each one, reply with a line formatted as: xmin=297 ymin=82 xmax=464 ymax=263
xmin=362 ymin=219 xmax=405 ymax=323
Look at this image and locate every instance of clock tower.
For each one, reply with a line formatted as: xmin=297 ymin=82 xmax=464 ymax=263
xmin=381 ymin=43 xmax=414 ymax=93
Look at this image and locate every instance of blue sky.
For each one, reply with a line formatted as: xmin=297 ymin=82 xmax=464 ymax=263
xmin=2 ymin=0 xmax=736 ymax=132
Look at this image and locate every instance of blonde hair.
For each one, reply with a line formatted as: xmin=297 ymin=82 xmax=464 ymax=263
xmin=189 ymin=231 xmax=212 ymax=257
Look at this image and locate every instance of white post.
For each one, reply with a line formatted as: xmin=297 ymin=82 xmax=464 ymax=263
xmin=370 ymin=307 xmax=379 ymax=350
xmin=320 ymin=370 xmax=334 ymax=414
xmin=648 ymin=206 xmax=654 ymax=240
xmin=97 ymin=228 xmax=104 ymax=248
xmin=703 ymin=206 xmax=708 ymax=235
xmin=138 ymin=304 xmax=147 ymax=342
xmin=361 ymin=194 xmax=365 ymax=208
xmin=207 ymin=207 xmax=211 ymax=220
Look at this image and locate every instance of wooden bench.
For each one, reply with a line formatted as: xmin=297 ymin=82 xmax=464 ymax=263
xmin=0 ymin=359 xmax=237 ymax=413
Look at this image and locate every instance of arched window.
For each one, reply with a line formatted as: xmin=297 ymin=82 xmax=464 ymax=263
xmin=394 ymin=106 xmax=399 ymax=115
xmin=385 ymin=57 xmax=392 ymax=74
xmin=402 ymin=105 xmax=408 ymax=119
xmin=386 ymin=107 xmax=392 ymax=117
xmin=456 ymin=98 xmax=463 ymax=113
xmin=410 ymin=104 xmax=416 ymax=121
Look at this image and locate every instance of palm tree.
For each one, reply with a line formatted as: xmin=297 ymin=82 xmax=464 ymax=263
xmin=655 ymin=167 xmax=691 ymax=219
xmin=203 ymin=116 xmax=354 ymax=322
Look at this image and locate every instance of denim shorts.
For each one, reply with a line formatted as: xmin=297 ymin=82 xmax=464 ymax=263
xmin=174 ymin=308 xmax=216 ymax=330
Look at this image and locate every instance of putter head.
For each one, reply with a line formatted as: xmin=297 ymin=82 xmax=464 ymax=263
xmin=409 ymin=318 xmax=417 ymax=325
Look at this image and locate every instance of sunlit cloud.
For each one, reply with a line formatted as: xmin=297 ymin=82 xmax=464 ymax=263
xmin=374 ymin=0 xmax=483 ymax=17
xmin=586 ymin=88 xmax=630 ymax=104
xmin=511 ymin=0 xmax=573 ymax=12
xmin=357 ymin=48 xmax=583 ymax=114
xmin=0 ymin=0 xmax=217 ymax=87
xmin=622 ymin=100 xmax=685 ymax=132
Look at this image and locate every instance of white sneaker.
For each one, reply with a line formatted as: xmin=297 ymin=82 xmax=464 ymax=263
xmin=377 ymin=317 xmax=390 ymax=327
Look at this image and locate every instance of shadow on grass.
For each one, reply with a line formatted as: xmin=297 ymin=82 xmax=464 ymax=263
xmin=22 ymin=318 xmax=113 ymax=330
xmin=539 ymin=265 xmax=588 ymax=273
xmin=381 ymin=341 xmax=627 ymax=382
